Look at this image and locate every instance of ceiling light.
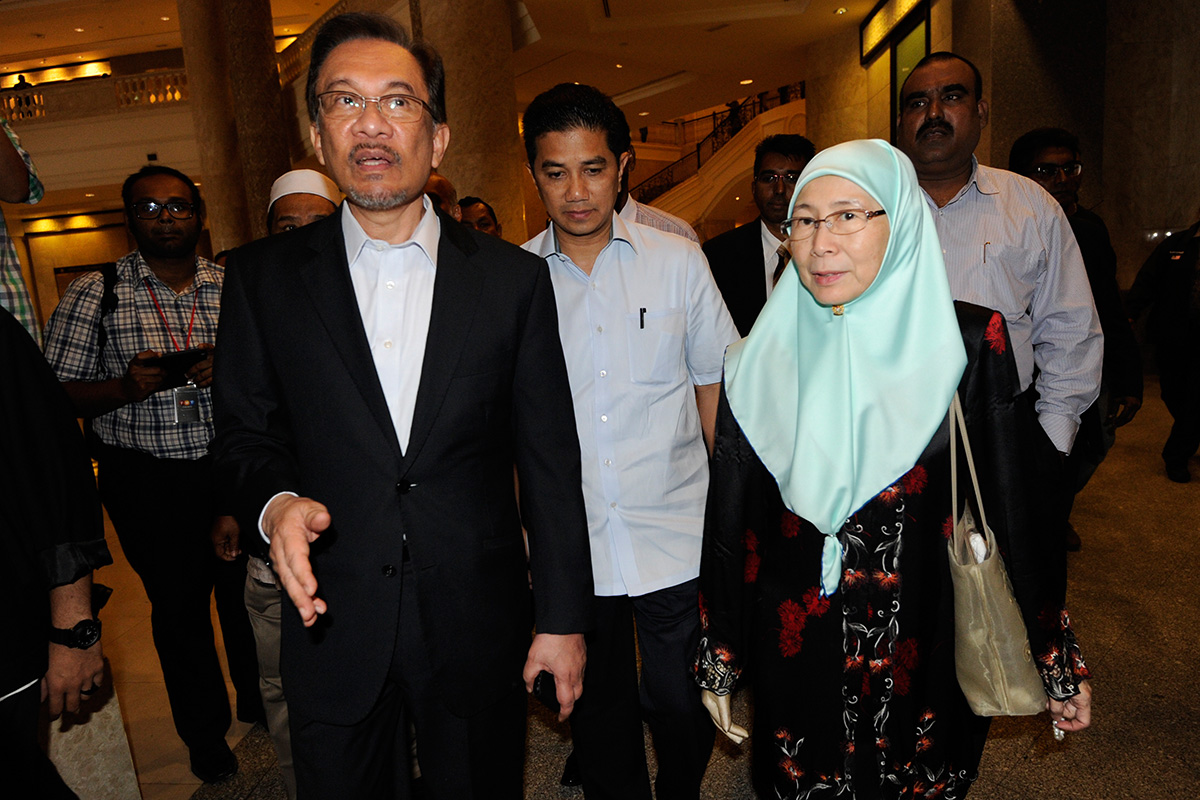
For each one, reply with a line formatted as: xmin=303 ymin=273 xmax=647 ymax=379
xmin=161 ymin=16 xmax=171 ymax=21
xmin=735 ymin=196 xmax=740 ymax=201
xmin=739 ymin=79 xmax=753 ymax=85
xmin=638 ymin=111 xmax=649 ymax=116
xmin=836 ymin=7 xmax=847 ymax=14
xmin=616 ymin=64 xmax=623 ymax=68
xmin=85 ymin=193 xmax=95 ymax=197
xmin=74 ymin=27 xmax=84 ymax=32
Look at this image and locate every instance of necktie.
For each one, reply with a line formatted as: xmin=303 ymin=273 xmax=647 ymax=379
xmin=772 ymin=243 xmax=791 ymax=286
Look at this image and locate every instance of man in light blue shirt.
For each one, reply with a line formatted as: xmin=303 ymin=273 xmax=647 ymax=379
xmin=522 ymin=83 xmax=738 ymax=800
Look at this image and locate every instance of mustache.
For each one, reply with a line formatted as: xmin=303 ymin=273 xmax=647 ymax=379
xmin=917 ymin=119 xmax=953 ymax=137
xmin=349 ymin=143 xmax=401 ymax=162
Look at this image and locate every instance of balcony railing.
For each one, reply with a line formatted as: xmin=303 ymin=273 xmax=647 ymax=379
xmin=2 ymin=70 xmax=191 ymax=126
xmin=632 ymin=81 xmax=805 ymax=205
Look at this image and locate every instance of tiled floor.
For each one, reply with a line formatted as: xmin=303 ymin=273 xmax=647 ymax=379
xmin=88 ymin=377 xmax=1198 ymax=798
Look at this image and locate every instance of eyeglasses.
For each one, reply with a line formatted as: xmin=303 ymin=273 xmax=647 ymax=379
xmin=129 ymin=201 xmax=195 ymax=220
xmin=754 ymin=171 xmax=802 ymax=186
xmin=1029 ymin=162 xmax=1082 ymax=180
xmin=317 ymin=90 xmax=432 ymax=123
xmin=782 ymin=209 xmax=887 ymax=240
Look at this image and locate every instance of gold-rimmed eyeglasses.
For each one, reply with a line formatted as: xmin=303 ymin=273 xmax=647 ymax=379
xmin=316 ymin=90 xmax=432 ymax=123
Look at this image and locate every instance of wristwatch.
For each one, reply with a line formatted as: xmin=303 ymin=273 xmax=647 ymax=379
xmin=48 ymin=619 xmax=102 ymax=649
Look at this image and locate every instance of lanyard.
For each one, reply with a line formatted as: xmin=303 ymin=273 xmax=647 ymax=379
xmin=143 ymin=277 xmax=199 ymax=352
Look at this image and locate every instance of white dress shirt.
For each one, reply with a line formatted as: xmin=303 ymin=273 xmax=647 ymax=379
xmin=927 ymin=159 xmax=1102 ymax=453
xmin=259 ymin=198 xmax=440 ymax=537
xmin=524 ymin=214 xmax=739 ymax=596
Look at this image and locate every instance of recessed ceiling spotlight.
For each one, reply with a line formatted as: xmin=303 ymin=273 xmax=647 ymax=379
xmin=836 ymin=7 xmax=848 ymax=14
xmin=739 ymin=79 xmax=753 ymax=85
xmin=161 ymin=16 xmax=171 ymax=21
xmin=735 ymin=196 xmax=740 ymax=201
xmin=638 ymin=111 xmax=649 ymax=116
xmin=74 ymin=27 xmax=85 ymax=32
xmin=85 ymin=193 xmax=95 ymax=197
xmin=616 ymin=63 xmax=623 ymax=68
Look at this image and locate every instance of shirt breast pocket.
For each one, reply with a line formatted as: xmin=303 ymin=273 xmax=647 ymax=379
xmin=626 ymin=308 xmax=685 ymax=385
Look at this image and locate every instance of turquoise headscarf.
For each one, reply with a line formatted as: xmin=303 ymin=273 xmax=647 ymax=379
xmin=723 ymin=139 xmax=966 ymax=596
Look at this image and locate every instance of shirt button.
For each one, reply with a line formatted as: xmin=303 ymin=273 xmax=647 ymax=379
xmin=610 ymin=501 xmax=617 ymax=509
xmin=600 ymin=414 xmax=608 ymax=422
xmin=604 ymin=458 xmax=612 ymax=466
xmin=386 ymin=280 xmax=396 ymax=290
xmin=590 ymin=282 xmax=597 ymax=290
xmin=599 ymin=370 xmax=607 ymax=378
xmin=382 ymin=564 xmax=396 ymax=577
xmin=596 ymin=325 xmax=604 ymax=333
xmin=383 ymin=340 xmax=393 ymax=349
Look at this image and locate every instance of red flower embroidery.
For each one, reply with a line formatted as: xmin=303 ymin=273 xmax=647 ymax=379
xmin=780 ymin=511 xmax=802 ymax=538
xmin=843 ymin=568 xmax=866 ymax=587
xmin=873 ymin=570 xmax=901 ymax=590
xmin=775 ymin=728 xmax=793 ymax=743
xmin=845 ymin=654 xmax=864 ymax=671
xmin=916 ymin=735 xmax=933 ymax=753
xmin=713 ymin=646 xmax=734 ymax=663
xmin=780 ymin=757 xmax=804 ymax=780
xmin=743 ymin=528 xmax=760 ymax=583
xmin=776 ymin=589 xmax=830 ymax=657
xmin=892 ymin=667 xmax=912 ymax=697
xmin=985 ymin=311 xmax=1007 ymax=354
xmin=698 ymin=591 xmax=708 ymax=630
xmin=875 ymin=737 xmax=889 ymax=750
xmin=901 ymin=465 xmax=928 ymax=495
xmin=879 ymin=484 xmax=902 ymax=505
xmin=941 ymin=515 xmax=954 ymax=541
xmin=896 ymin=638 xmax=921 ymax=671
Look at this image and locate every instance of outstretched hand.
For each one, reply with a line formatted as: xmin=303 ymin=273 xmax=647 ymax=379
xmin=264 ymin=494 xmax=332 ymax=626
xmin=702 ymin=688 xmax=748 ymax=744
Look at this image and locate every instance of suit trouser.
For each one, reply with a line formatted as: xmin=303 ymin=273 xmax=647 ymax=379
xmin=97 ymin=446 xmax=259 ymax=748
xmin=290 ymin=560 xmax=527 ymax=800
xmin=1160 ymin=364 xmax=1200 ymax=468
xmin=0 ymin=682 xmax=76 ymax=799
xmin=569 ymin=579 xmax=715 ymax=800
xmin=245 ymin=571 xmax=295 ymax=798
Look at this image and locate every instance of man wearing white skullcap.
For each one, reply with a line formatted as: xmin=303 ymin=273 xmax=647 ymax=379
xmin=266 ymin=169 xmax=341 ymax=235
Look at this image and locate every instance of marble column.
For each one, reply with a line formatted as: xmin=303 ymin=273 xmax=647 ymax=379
xmin=221 ymin=0 xmax=294 ymax=242
xmin=175 ymin=0 xmax=252 ymax=253
xmin=420 ymin=0 xmax=528 ymax=242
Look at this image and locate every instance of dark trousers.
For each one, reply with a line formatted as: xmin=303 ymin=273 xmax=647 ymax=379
xmin=290 ymin=561 xmax=527 ymax=800
xmin=569 ymin=579 xmax=715 ymax=800
xmin=97 ymin=446 xmax=259 ymax=748
xmin=0 ymin=682 xmax=76 ymax=799
xmin=1160 ymin=365 xmax=1200 ymax=468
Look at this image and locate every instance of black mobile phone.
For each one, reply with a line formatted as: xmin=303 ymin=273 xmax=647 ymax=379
xmin=532 ymin=670 xmax=560 ymax=713
xmin=143 ymin=347 xmax=209 ymax=388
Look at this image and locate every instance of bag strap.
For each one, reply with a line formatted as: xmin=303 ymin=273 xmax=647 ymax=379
xmin=949 ymin=392 xmax=990 ymax=533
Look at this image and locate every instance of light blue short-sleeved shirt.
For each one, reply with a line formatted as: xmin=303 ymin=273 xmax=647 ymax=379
xmin=524 ymin=214 xmax=739 ymax=597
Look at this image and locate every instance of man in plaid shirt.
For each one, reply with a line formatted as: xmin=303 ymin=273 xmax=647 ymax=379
xmin=0 ymin=117 xmax=43 ymax=344
xmin=42 ymin=165 xmax=260 ymax=784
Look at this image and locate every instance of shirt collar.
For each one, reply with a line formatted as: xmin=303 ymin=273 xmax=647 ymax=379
xmin=536 ymin=210 xmax=637 ymax=262
xmin=341 ymin=194 xmax=441 ymax=268
xmin=130 ymin=251 xmax=219 ymax=292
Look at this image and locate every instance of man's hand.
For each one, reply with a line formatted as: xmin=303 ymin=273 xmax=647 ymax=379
xmin=1048 ymin=679 xmax=1093 ymax=733
xmin=121 ymin=350 xmax=165 ymax=402
xmin=186 ymin=343 xmax=215 ymax=388
xmin=211 ymin=514 xmax=241 ymax=561
xmin=523 ymin=632 xmax=586 ymax=722
xmin=1108 ymin=396 xmax=1141 ymax=428
xmin=42 ymin=641 xmax=104 ymax=719
xmin=264 ymin=494 xmax=332 ymax=627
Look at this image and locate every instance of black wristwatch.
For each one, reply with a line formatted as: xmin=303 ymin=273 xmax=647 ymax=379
xmin=48 ymin=619 xmax=102 ymax=649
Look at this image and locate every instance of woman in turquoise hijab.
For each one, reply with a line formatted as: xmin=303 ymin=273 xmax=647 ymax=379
xmin=694 ymin=140 xmax=1092 ymax=799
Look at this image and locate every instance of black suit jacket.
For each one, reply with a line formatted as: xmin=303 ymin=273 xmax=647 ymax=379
xmin=703 ymin=217 xmax=769 ymax=337
xmin=212 ymin=208 xmax=593 ymax=723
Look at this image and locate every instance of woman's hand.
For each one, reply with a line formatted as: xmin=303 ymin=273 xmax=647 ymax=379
xmin=1048 ymin=679 xmax=1093 ymax=733
xmin=701 ymin=688 xmax=749 ymax=744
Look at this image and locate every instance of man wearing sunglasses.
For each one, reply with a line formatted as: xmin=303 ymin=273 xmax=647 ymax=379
xmin=43 ymin=165 xmax=261 ymax=784
xmin=702 ymin=134 xmax=815 ymax=336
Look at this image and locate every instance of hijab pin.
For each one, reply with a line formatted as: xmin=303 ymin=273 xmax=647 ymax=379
xmin=832 ymin=305 xmax=845 ymax=316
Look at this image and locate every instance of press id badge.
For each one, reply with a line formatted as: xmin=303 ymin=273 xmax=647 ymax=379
xmin=173 ymin=383 xmax=201 ymax=424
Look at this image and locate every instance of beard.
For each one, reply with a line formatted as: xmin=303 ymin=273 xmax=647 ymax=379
xmin=345 ymin=183 xmax=410 ymax=211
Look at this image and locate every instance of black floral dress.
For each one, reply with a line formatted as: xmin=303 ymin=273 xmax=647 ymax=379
xmin=695 ymin=303 xmax=1089 ymax=800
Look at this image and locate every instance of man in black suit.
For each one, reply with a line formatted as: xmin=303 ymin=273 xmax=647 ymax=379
xmin=702 ymin=134 xmax=815 ymax=336
xmin=211 ymin=13 xmax=593 ymax=800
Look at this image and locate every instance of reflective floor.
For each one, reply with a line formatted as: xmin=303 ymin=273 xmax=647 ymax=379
xmin=90 ymin=376 xmax=1197 ymax=799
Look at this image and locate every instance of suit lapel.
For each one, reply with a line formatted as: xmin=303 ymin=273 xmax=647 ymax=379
xmin=400 ymin=220 xmax=481 ymax=471
xmin=298 ymin=211 xmax=402 ymax=456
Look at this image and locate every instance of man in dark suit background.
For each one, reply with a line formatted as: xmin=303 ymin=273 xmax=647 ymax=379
xmin=702 ymin=134 xmax=815 ymax=336
xmin=211 ymin=13 xmax=593 ymax=799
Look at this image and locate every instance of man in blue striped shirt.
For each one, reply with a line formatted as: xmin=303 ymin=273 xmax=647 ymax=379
xmin=896 ymin=51 xmax=1102 ymax=551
